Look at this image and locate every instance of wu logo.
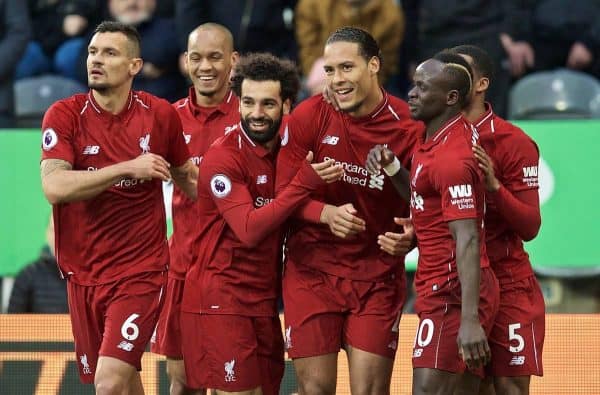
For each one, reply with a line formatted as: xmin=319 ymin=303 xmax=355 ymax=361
xmin=448 ymin=184 xmax=472 ymax=198
xmin=523 ymin=166 xmax=538 ymax=177
xmin=139 ymin=133 xmax=151 ymax=154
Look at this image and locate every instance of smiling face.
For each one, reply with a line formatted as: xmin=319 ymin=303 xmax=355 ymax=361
xmin=186 ymin=27 xmax=237 ymax=104
xmin=86 ymin=31 xmax=141 ymax=92
xmin=323 ymin=41 xmax=380 ymax=117
xmin=239 ymin=79 xmax=289 ymax=144
xmin=407 ymin=59 xmax=449 ymax=122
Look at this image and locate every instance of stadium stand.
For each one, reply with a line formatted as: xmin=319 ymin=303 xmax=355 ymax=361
xmin=509 ymin=69 xmax=600 ymax=120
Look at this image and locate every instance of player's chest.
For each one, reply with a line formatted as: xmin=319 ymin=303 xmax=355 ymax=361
xmin=410 ymin=152 xmax=439 ymax=215
xmin=72 ymin=117 xmax=165 ymax=169
xmin=182 ymin=113 xmax=239 ymax=165
xmin=243 ymin=155 xmax=276 ymax=207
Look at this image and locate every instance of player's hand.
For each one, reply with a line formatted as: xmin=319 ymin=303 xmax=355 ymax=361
xmin=457 ymin=318 xmax=491 ymax=370
xmin=378 ymin=217 xmax=415 ymax=256
xmin=365 ymin=145 xmax=396 ymax=175
xmin=500 ymin=33 xmax=534 ymax=77
xmin=472 ymin=145 xmax=500 ymax=192
xmin=307 ymin=151 xmax=344 ymax=183
xmin=125 ymin=153 xmax=171 ymax=181
xmin=322 ymin=85 xmax=340 ymax=111
xmin=567 ymin=42 xmax=593 ymax=70
xmin=320 ymin=203 xmax=366 ymax=238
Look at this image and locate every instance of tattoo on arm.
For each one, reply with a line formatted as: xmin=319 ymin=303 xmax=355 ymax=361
xmin=41 ymin=159 xmax=72 ymax=178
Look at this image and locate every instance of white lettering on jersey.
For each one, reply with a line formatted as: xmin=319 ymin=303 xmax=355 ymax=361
xmin=254 ymin=196 xmax=273 ymax=207
xmin=448 ymin=184 xmax=472 ymax=198
xmin=256 ymin=174 xmax=268 ymax=184
xmin=522 ymin=166 xmax=539 ymax=187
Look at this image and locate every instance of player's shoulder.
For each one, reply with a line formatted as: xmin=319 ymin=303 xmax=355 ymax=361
xmin=493 ymin=116 xmax=538 ymax=151
xmin=294 ymin=94 xmax=333 ymax=117
xmin=386 ymin=94 xmax=411 ymax=117
xmin=202 ymin=129 xmax=244 ymax=169
xmin=47 ymin=93 xmax=89 ymax=117
xmin=133 ymin=90 xmax=176 ymax=115
xmin=172 ymin=95 xmax=190 ymax=112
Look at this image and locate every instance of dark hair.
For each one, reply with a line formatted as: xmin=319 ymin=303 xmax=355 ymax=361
xmin=325 ymin=26 xmax=382 ymax=67
xmin=449 ymin=45 xmax=495 ymax=81
xmin=432 ymin=51 xmax=473 ymax=107
xmin=94 ymin=21 xmax=141 ymax=57
xmin=231 ymin=53 xmax=300 ymax=104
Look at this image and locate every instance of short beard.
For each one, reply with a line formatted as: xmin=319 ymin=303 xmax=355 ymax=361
xmin=88 ymin=81 xmax=110 ymax=93
xmin=241 ymin=116 xmax=282 ymax=144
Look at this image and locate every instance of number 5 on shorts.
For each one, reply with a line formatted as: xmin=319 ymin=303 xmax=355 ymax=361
xmin=508 ymin=323 xmax=524 ymax=353
xmin=121 ymin=313 xmax=141 ymax=341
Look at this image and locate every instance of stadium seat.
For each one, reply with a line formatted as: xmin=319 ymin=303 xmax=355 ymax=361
xmin=508 ymin=69 xmax=600 ymax=120
xmin=13 ymin=74 xmax=87 ymax=128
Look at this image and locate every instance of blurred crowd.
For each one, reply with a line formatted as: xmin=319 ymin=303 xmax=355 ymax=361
xmin=1 ymin=0 xmax=599 ymax=127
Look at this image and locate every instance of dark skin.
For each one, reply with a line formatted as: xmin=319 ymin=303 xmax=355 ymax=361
xmin=366 ymin=59 xmax=490 ymax=394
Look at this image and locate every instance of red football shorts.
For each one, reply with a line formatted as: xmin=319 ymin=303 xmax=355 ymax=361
xmin=486 ymin=275 xmax=545 ymax=377
xmin=67 ymin=271 xmax=166 ymax=383
xmin=412 ymin=267 xmax=499 ymax=377
xmin=181 ymin=313 xmax=284 ymax=394
xmin=150 ymin=275 xmax=184 ymax=358
xmin=283 ymin=260 xmax=406 ymax=360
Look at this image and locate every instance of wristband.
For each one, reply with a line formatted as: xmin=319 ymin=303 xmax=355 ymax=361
xmin=383 ymin=156 xmax=401 ymax=176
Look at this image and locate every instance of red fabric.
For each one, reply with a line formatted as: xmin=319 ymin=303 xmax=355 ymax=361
xmin=475 ymin=105 xmax=541 ymax=285
xmin=42 ymin=91 xmax=189 ymax=285
xmin=181 ymin=126 xmax=323 ymax=316
xmin=410 ymin=114 xmax=489 ymax=296
xmin=150 ymin=276 xmax=185 ymax=358
xmin=67 ymin=271 xmax=166 ymax=383
xmin=168 ymin=89 xmax=240 ymax=279
xmin=275 ymin=93 xmax=423 ymax=281
xmin=412 ymin=268 xmax=499 ymax=377
xmin=283 ymin=259 xmax=405 ymax=359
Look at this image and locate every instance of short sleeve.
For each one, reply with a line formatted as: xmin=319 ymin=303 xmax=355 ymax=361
xmin=498 ymin=132 xmax=540 ymax=193
xmin=41 ymin=102 xmax=76 ymax=165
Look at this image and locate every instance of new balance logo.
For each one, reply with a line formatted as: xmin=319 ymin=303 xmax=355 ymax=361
xmin=83 ymin=145 xmax=100 ymax=155
xmin=368 ymin=174 xmax=384 ymax=190
xmin=523 ymin=166 xmax=538 ymax=177
xmin=448 ymin=184 xmax=472 ymax=198
xmin=510 ymin=356 xmax=525 ymax=366
xmin=117 ymin=341 xmax=134 ymax=352
xmin=256 ymin=175 xmax=268 ymax=184
xmin=322 ymin=135 xmax=339 ymax=145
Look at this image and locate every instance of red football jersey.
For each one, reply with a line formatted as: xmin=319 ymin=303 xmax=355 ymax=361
xmin=169 ymin=89 xmax=240 ymax=279
xmin=181 ymin=125 xmax=324 ymax=316
xmin=475 ymin=105 xmax=540 ymax=285
xmin=41 ymin=91 xmax=190 ymax=285
xmin=276 ymin=92 xmax=422 ymax=282
xmin=410 ymin=114 xmax=489 ymax=295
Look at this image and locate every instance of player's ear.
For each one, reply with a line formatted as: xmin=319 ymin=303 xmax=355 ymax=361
xmin=282 ymin=98 xmax=291 ymax=115
xmin=476 ymin=77 xmax=489 ymax=93
xmin=130 ymin=57 xmax=143 ymax=77
xmin=368 ymin=56 xmax=380 ymax=76
xmin=447 ymin=89 xmax=459 ymax=106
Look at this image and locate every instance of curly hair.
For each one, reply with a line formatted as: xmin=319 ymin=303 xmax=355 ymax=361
xmin=231 ymin=53 xmax=300 ymax=104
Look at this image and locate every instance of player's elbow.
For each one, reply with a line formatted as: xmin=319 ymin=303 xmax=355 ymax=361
xmin=42 ymin=181 xmax=67 ymax=205
xmin=521 ymin=215 xmax=541 ymax=241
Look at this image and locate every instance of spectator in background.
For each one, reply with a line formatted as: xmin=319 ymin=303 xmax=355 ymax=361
xmin=0 ymin=0 xmax=30 ymax=127
xmin=75 ymin=0 xmax=187 ymax=102
xmin=175 ymin=0 xmax=297 ymax=76
xmin=8 ymin=215 xmax=68 ymax=313
xmin=295 ymin=0 xmax=404 ymax=95
xmin=401 ymin=0 xmax=533 ymax=117
xmin=15 ymin=0 xmax=100 ymax=80
xmin=500 ymin=0 xmax=600 ymax=79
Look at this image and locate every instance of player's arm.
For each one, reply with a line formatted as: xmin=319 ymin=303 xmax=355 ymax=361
xmin=170 ymin=159 xmax=198 ymax=201
xmin=473 ymin=144 xmax=541 ymax=240
xmin=365 ymin=144 xmax=411 ymax=202
xmin=41 ymin=155 xmax=171 ymax=204
xmin=205 ymin=150 xmax=339 ymax=248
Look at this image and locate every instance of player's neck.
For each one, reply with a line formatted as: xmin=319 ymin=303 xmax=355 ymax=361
xmin=349 ymin=86 xmax=383 ymax=118
xmin=194 ymin=87 xmax=228 ymax=108
xmin=462 ymin=97 xmax=487 ymax=123
xmin=260 ymin=137 xmax=278 ymax=153
xmin=92 ymin=84 xmax=132 ymax=115
xmin=425 ymin=108 xmax=461 ymax=140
